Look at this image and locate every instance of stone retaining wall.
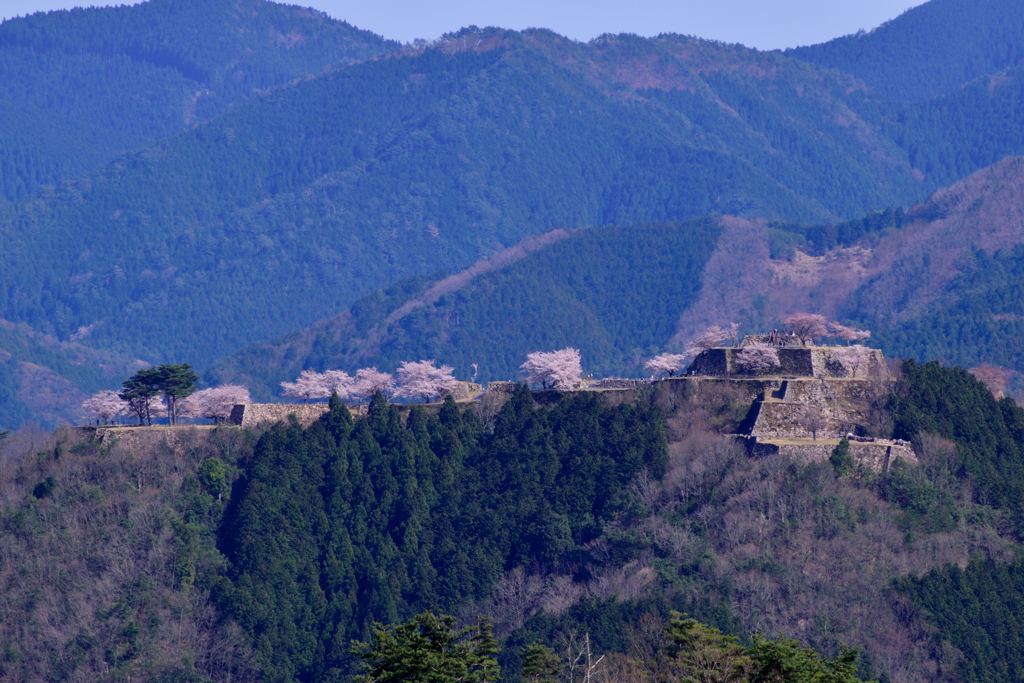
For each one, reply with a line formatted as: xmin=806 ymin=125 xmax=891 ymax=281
xmin=748 ymin=438 xmax=917 ymax=472
xmin=688 ymin=345 xmax=884 ymax=379
xmin=228 ymin=403 xmax=331 ymax=427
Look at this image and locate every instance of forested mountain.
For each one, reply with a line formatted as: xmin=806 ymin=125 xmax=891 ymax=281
xmin=787 ymin=0 xmax=1024 ymax=103
xmin=0 ymin=27 xmax=932 ymax=373
xmin=4 ymin=365 xmax=1024 ymax=682
xmin=212 ymin=157 xmax=1024 ymax=400
xmin=0 ymin=0 xmax=397 ymax=203
xmin=0 ymin=318 xmax=143 ymax=429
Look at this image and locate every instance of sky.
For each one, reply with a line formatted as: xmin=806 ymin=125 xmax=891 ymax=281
xmin=0 ymin=0 xmax=926 ymax=50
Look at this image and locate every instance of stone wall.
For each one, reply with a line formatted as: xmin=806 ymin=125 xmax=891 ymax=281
xmin=440 ymin=381 xmax=483 ymax=400
xmin=589 ymin=378 xmax=651 ymax=390
xmin=229 ymin=403 xmax=331 ymax=428
xmin=486 ymin=381 xmax=518 ymax=395
xmin=689 ymin=345 xmax=884 ymax=380
xmin=749 ymin=437 xmax=917 ymax=472
xmin=749 ymin=378 xmax=889 ymax=440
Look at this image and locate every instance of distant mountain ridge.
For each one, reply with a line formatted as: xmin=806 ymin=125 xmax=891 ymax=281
xmin=210 ymin=157 xmax=1024 ymax=400
xmin=787 ymin=0 xmax=1024 ymax=102
xmin=5 ymin=0 xmax=1024 ymax=428
xmin=0 ymin=27 xmax=928 ymax=370
xmin=0 ymin=0 xmax=398 ymax=202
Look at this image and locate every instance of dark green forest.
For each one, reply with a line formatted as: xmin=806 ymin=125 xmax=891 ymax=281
xmin=870 ymin=247 xmax=1024 ymax=375
xmin=787 ymin=0 xmax=1024 ymax=103
xmin=0 ymin=0 xmax=397 ymax=203
xmin=897 ymin=557 xmax=1024 ymax=683
xmin=213 ymin=220 xmax=723 ymax=395
xmin=5 ymin=363 xmax=1024 ymax=680
xmin=214 ymin=388 xmax=666 ymax=681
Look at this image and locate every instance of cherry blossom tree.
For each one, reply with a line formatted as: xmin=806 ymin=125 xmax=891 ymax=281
xmin=322 ymin=370 xmax=355 ymax=400
xmin=351 ymin=368 xmax=396 ymax=401
xmin=727 ymin=322 xmax=740 ymax=346
xmin=280 ymin=370 xmax=330 ymax=404
xmin=644 ymin=353 xmax=690 ymax=378
xmin=735 ymin=343 xmax=780 ymax=375
xmin=520 ymin=348 xmax=583 ymax=391
xmin=784 ymin=313 xmax=828 ymax=345
xmin=81 ymin=390 xmax=128 ymax=425
xmin=395 ymin=360 xmax=458 ymax=402
xmin=969 ymin=364 xmax=1009 ymax=398
xmin=683 ymin=325 xmax=733 ymax=357
xmin=833 ymin=345 xmax=874 ymax=378
xmin=828 ymin=321 xmax=872 ymax=345
xmin=180 ymin=385 xmax=251 ymax=423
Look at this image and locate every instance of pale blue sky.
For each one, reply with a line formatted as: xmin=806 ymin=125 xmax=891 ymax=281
xmin=0 ymin=0 xmax=925 ymax=50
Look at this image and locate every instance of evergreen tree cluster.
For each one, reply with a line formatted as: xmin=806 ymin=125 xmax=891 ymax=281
xmin=888 ymin=359 xmax=1024 ymax=533
xmin=212 ymin=387 xmax=666 ymax=681
xmin=897 ymin=557 xmax=1024 ymax=683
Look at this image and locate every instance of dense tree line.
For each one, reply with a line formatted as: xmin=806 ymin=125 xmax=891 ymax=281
xmin=869 ymin=246 xmax=1024 ymax=375
xmin=212 ymin=387 xmax=666 ymax=681
xmin=897 ymin=557 xmax=1024 ymax=683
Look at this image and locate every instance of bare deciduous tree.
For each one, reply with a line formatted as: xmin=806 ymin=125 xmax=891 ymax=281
xmin=969 ymin=364 xmax=1009 ymax=398
xmin=833 ymin=345 xmax=874 ymax=378
xmin=799 ymin=405 xmax=830 ymax=440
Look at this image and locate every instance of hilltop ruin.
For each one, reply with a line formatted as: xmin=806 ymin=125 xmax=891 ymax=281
xmin=679 ymin=335 xmax=915 ymax=472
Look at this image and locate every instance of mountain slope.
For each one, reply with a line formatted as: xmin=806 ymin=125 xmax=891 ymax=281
xmin=0 ymin=28 xmax=926 ymax=369
xmin=787 ymin=0 xmax=1024 ymax=103
xmin=211 ymin=157 xmax=1024 ymax=397
xmin=0 ymin=319 xmax=144 ymax=431
xmin=0 ymin=0 xmax=398 ymax=203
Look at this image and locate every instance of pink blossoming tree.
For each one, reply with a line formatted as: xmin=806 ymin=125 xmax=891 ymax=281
xmin=784 ymin=313 xmax=828 ymax=345
xmin=181 ymin=385 xmax=251 ymax=423
xmin=395 ymin=360 xmax=459 ymax=403
xmin=322 ymin=370 xmax=356 ymax=400
xmin=644 ymin=353 xmax=691 ymax=378
xmin=683 ymin=324 xmax=736 ymax=357
xmin=81 ymin=390 xmax=128 ymax=425
xmin=735 ymin=343 xmax=781 ymax=375
xmin=828 ymin=321 xmax=872 ymax=345
xmin=280 ymin=370 xmax=330 ymax=404
xmin=521 ymin=348 xmax=583 ymax=391
xmin=351 ymin=368 xmax=396 ymax=401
